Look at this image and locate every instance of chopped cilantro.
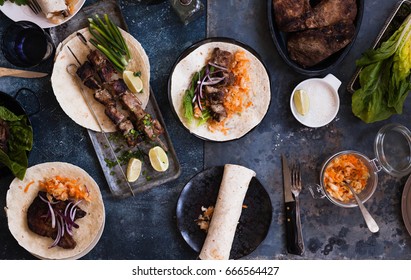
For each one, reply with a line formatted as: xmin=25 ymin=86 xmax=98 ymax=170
xmin=104 ymin=158 xmax=118 ymax=168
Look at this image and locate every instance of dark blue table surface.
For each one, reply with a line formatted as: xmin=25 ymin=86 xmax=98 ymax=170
xmin=1 ymin=0 xmax=411 ymax=260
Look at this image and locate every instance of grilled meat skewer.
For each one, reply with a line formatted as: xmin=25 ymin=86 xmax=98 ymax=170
xmin=76 ymin=50 xmax=165 ymax=145
xmin=76 ymin=62 xmax=140 ymax=147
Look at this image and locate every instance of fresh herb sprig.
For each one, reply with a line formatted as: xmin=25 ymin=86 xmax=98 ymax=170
xmin=88 ymin=14 xmax=131 ymax=72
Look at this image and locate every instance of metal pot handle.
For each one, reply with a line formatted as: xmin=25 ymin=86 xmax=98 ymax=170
xmin=13 ymin=88 xmax=41 ymax=117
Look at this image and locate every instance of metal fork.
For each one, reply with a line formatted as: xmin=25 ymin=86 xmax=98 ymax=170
xmin=27 ymin=0 xmax=42 ymax=15
xmin=291 ymin=164 xmax=305 ymax=253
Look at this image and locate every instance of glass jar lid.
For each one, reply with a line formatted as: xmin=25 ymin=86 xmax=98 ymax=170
xmin=374 ymin=123 xmax=411 ymax=177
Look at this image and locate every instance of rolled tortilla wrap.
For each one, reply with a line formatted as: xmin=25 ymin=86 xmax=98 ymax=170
xmin=37 ymin=0 xmax=68 ymax=18
xmin=199 ymin=164 xmax=256 ymax=260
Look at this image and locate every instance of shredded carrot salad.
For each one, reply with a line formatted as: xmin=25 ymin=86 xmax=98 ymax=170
xmin=323 ymin=154 xmax=370 ymax=202
xmin=24 ymin=180 xmax=35 ymax=193
xmin=208 ymin=50 xmax=251 ymax=134
xmin=39 ymin=176 xmax=91 ymax=202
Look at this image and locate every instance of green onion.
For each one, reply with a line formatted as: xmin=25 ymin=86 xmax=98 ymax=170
xmin=88 ymin=14 xmax=131 ymax=73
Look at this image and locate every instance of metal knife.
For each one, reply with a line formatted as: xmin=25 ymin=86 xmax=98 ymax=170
xmin=0 ymin=67 xmax=48 ymax=78
xmin=281 ymin=154 xmax=304 ymax=255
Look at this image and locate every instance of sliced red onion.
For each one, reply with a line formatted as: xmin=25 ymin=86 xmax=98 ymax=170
xmin=69 ymin=200 xmax=82 ymax=219
xmin=38 ymin=194 xmax=59 ymax=205
xmin=47 ymin=202 xmax=56 ymax=229
xmin=64 ymin=202 xmax=72 ymax=217
xmin=208 ymin=62 xmax=228 ymax=71
xmin=202 ymin=76 xmax=225 ymax=86
xmin=66 ymin=222 xmax=73 ymax=236
xmin=49 ymin=220 xmax=61 ymax=248
xmin=60 ymin=215 xmax=65 ymax=237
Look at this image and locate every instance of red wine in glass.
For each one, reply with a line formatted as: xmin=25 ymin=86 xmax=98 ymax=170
xmin=1 ymin=21 xmax=54 ymax=68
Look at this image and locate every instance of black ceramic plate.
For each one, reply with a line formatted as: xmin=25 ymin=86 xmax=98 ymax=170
xmin=168 ymin=37 xmax=271 ymax=142
xmin=176 ymin=166 xmax=272 ymax=259
xmin=0 ymin=91 xmax=32 ymax=174
xmin=268 ymin=0 xmax=364 ymax=76
xmin=401 ymin=174 xmax=411 ymax=236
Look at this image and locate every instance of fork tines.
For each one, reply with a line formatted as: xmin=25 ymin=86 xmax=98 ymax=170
xmin=28 ymin=0 xmax=42 ymax=15
xmin=291 ymin=164 xmax=302 ymax=189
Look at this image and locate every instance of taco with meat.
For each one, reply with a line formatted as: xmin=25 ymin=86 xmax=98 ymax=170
xmin=169 ymin=39 xmax=271 ymax=141
xmin=5 ymin=162 xmax=105 ymax=260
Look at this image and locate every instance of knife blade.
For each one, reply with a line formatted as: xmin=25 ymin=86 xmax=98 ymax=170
xmin=281 ymin=154 xmax=304 ymax=255
xmin=0 ymin=67 xmax=48 ymax=78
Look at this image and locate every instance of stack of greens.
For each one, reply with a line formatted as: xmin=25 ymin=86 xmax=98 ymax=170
xmin=0 ymin=106 xmax=33 ymax=180
xmin=352 ymin=14 xmax=411 ymax=123
xmin=88 ymin=14 xmax=131 ymax=72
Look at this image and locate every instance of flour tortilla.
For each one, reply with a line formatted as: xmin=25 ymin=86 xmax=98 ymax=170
xmin=51 ymin=27 xmax=150 ymax=132
xmin=170 ymin=41 xmax=271 ymax=141
xmin=5 ymin=162 xmax=105 ymax=260
xmin=199 ymin=164 xmax=256 ymax=260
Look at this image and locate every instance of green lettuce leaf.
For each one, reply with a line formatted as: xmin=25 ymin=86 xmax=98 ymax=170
xmin=0 ymin=106 xmax=33 ymax=180
xmin=0 ymin=0 xmax=28 ymax=6
xmin=352 ymin=14 xmax=411 ymax=123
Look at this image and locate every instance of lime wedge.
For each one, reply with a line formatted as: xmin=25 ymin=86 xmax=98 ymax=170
xmin=126 ymin=157 xmax=142 ymax=182
xmin=149 ymin=146 xmax=169 ymax=172
xmin=123 ymin=70 xmax=143 ymax=93
xmin=293 ymin=89 xmax=310 ymax=116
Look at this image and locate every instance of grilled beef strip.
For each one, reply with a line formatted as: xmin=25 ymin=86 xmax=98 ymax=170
xmin=0 ymin=119 xmax=9 ymax=154
xmin=117 ymin=90 xmax=164 ymax=140
xmin=87 ymin=50 xmax=117 ymax=83
xmin=210 ymin=48 xmax=233 ymax=69
xmin=27 ymin=191 xmax=86 ymax=249
xmin=94 ymin=89 xmax=116 ymax=107
xmin=76 ymin=61 xmax=101 ymax=90
xmin=105 ymin=105 xmax=126 ymax=125
xmin=204 ymin=86 xmax=227 ymax=122
xmin=104 ymin=106 xmax=139 ymax=146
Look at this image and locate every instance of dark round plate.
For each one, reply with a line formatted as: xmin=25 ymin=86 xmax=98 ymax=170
xmin=267 ymin=0 xmax=364 ymax=76
xmin=168 ymin=37 xmax=271 ymax=142
xmin=401 ymin=174 xmax=411 ymax=236
xmin=176 ymin=166 xmax=272 ymax=259
xmin=0 ymin=91 xmax=32 ymax=174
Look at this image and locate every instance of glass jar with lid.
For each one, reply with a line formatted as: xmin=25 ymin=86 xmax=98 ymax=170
xmin=310 ymin=123 xmax=411 ymax=208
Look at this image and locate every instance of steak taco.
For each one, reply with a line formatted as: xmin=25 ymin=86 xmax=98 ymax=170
xmin=51 ymin=27 xmax=150 ymax=133
xmin=6 ymin=162 xmax=105 ymax=260
xmin=169 ymin=39 xmax=271 ymax=141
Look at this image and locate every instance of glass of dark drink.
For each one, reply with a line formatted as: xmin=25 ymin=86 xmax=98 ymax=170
xmin=1 ymin=21 xmax=55 ymax=68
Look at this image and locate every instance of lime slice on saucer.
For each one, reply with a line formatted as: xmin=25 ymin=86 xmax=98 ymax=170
xmin=123 ymin=70 xmax=143 ymax=93
xmin=149 ymin=146 xmax=169 ymax=172
xmin=126 ymin=157 xmax=142 ymax=182
xmin=293 ymin=89 xmax=310 ymax=116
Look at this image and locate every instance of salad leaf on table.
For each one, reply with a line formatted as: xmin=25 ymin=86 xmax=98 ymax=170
xmin=0 ymin=106 xmax=33 ymax=180
xmin=0 ymin=0 xmax=28 ymax=6
xmin=352 ymin=14 xmax=411 ymax=123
